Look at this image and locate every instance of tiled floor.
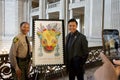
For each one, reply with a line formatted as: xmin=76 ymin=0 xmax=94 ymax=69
xmin=53 ymin=67 xmax=98 ymax=80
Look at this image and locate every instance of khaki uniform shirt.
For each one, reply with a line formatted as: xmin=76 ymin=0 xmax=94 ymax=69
xmin=9 ymin=33 xmax=31 ymax=70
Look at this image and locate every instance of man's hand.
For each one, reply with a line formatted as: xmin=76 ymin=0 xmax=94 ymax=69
xmin=94 ymin=53 xmax=118 ymax=80
xmin=113 ymin=59 xmax=120 ymax=76
xmin=15 ymin=68 xmax=22 ymax=79
xmin=113 ymin=60 xmax=120 ymax=65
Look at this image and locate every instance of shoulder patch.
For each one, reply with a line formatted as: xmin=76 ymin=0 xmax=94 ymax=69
xmin=13 ymin=37 xmax=19 ymax=43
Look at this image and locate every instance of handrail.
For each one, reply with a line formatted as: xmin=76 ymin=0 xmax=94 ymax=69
xmin=0 ymin=46 xmax=103 ymax=79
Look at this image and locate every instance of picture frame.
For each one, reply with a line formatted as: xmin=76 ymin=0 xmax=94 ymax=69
xmin=32 ymin=19 xmax=65 ymax=66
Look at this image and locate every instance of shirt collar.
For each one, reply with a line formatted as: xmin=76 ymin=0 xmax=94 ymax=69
xmin=70 ymin=30 xmax=78 ymax=36
xmin=20 ymin=32 xmax=27 ymax=37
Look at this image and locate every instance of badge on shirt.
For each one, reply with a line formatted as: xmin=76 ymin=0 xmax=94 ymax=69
xmin=13 ymin=37 xmax=19 ymax=43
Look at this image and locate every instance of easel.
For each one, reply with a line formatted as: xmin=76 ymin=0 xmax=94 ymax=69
xmin=34 ymin=65 xmax=66 ymax=80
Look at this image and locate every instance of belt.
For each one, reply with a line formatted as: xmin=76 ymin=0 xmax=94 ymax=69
xmin=16 ymin=57 xmax=30 ymax=61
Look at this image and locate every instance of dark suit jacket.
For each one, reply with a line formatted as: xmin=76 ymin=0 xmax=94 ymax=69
xmin=65 ymin=30 xmax=89 ymax=71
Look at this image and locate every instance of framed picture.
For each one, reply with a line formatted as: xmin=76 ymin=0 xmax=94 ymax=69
xmin=103 ymin=29 xmax=120 ymax=59
xmin=32 ymin=19 xmax=65 ymax=66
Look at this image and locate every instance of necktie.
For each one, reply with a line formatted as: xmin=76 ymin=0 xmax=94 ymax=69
xmin=25 ymin=36 xmax=30 ymax=58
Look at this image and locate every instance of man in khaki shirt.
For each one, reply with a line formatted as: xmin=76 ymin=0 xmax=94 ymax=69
xmin=9 ymin=22 xmax=31 ymax=80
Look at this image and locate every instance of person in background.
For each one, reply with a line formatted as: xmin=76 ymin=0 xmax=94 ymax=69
xmin=9 ymin=22 xmax=31 ymax=80
xmin=65 ymin=18 xmax=89 ymax=80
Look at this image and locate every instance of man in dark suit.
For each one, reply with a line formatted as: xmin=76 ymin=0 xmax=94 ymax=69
xmin=65 ymin=18 xmax=89 ymax=80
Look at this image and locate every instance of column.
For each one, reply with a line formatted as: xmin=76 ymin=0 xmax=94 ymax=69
xmin=28 ymin=0 xmax=32 ymax=36
xmin=59 ymin=0 xmax=65 ymax=19
xmin=104 ymin=0 xmax=112 ymax=29
xmin=84 ymin=0 xmax=91 ymax=37
xmin=70 ymin=0 xmax=73 ymax=3
xmin=2 ymin=0 xmax=5 ymax=39
xmin=17 ymin=0 xmax=24 ymax=32
xmin=85 ymin=0 xmax=103 ymax=38
xmin=23 ymin=0 xmax=31 ymax=36
xmin=69 ymin=9 xmax=73 ymax=19
xmin=4 ymin=0 xmax=16 ymax=37
xmin=104 ymin=0 xmax=120 ymax=32
xmin=85 ymin=0 xmax=103 ymax=46
xmin=17 ymin=0 xmax=29 ymax=32
xmin=24 ymin=0 xmax=28 ymax=21
xmin=43 ymin=0 xmax=46 ymax=19
xmin=65 ymin=0 xmax=69 ymax=36
xmin=46 ymin=13 xmax=49 ymax=19
xmin=22 ymin=0 xmax=30 ymax=22
xmin=111 ymin=0 xmax=120 ymax=32
xmin=30 ymin=16 xmax=33 ymax=37
xmin=39 ymin=0 xmax=46 ymax=19
xmin=0 ymin=0 xmax=2 ymax=40
xmin=91 ymin=0 xmax=103 ymax=38
xmin=15 ymin=0 xmax=19 ymax=33
xmin=39 ymin=0 xmax=42 ymax=19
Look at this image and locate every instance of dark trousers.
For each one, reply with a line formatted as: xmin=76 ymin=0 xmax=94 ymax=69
xmin=68 ymin=57 xmax=84 ymax=80
xmin=11 ymin=58 xmax=30 ymax=80
xmin=69 ymin=70 xmax=84 ymax=80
